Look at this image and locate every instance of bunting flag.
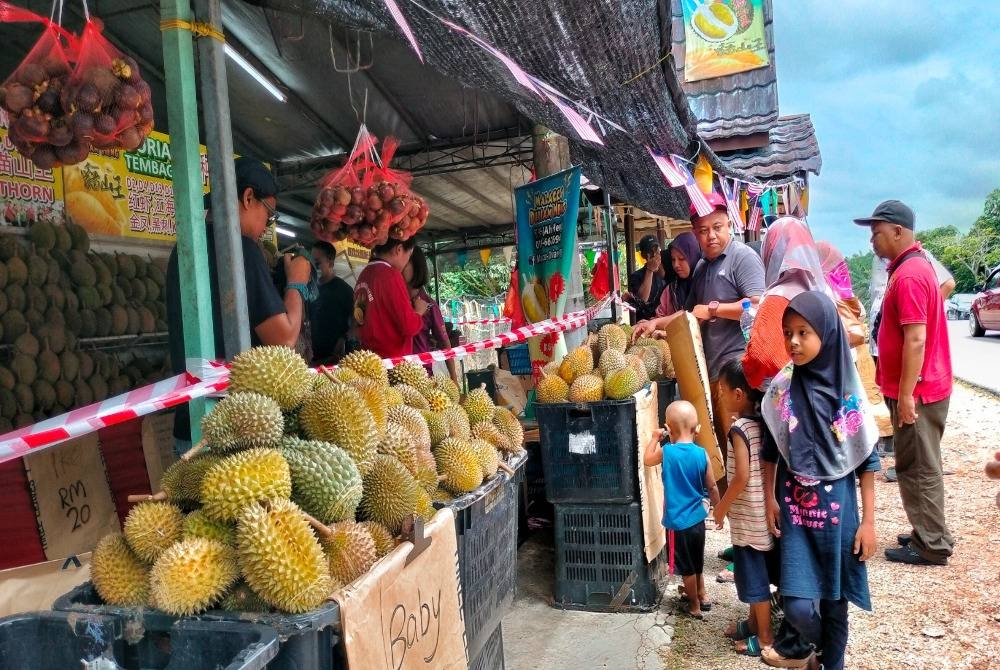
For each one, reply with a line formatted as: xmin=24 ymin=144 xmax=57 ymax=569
xmin=456 ymin=249 xmax=468 ymax=269
xmin=480 ymin=248 xmax=491 ymax=265
xmin=780 ymin=185 xmax=790 ymax=216
xmin=720 ymin=179 xmax=745 ymax=234
xmin=647 ymin=147 xmax=686 ymax=187
xmin=583 ymin=249 xmax=596 ymax=268
xmin=383 ymin=0 xmax=424 ymax=63
xmin=542 ymin=90 xmax=604 ymax=145
xmin=672 ymin=157 xmax=713 ymax=217
xmin=747 ymin=196 xmax=763 ymax=232
xmin=693 ymin=154 xmax=714 ymax=194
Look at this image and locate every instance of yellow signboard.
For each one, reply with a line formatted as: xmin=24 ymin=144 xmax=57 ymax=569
xmin=0 ymin=114 xmax=64 ymax=227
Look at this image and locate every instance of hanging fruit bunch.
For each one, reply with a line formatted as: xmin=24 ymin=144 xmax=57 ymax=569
xmin=0 ymin=13 xmax=153 ymax=169
xmin=311 ymin=126 xmax=430 ymax=249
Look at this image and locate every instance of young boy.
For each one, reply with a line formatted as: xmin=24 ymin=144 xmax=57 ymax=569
xmin=712 ymin=358 xmax=774 ymax=657
xmin=644 ymin=400 xmax=720 ymax=619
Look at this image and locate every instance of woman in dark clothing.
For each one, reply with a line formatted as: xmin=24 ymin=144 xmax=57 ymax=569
xmin=402 ymin=246 xmax=460 ymax=384
xmin=655 ymin=231 xmax=703 ymax=317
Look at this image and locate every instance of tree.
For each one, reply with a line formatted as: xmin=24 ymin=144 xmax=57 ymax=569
xmin=846 ymin=250 xmax=874 ymax=308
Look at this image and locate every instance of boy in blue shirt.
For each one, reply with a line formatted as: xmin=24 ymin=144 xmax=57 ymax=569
xmin=644 ymin=400 xmax=720 ymax=619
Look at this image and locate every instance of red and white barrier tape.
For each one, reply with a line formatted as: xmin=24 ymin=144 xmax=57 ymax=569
xmin=445 ymin=316 xmax=512 ymax=326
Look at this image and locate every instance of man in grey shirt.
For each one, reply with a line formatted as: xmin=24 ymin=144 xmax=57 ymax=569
xmin=634 ymin=193 xmax=765 ymax=466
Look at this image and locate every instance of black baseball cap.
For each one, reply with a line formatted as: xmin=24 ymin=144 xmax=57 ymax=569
xmin=853 ymin=199 xmax=915 ymax=230
xmin=205 ymin=157 xmax=278 ymax=209
xmin=637 ymin=234 xmax=659 ymax=256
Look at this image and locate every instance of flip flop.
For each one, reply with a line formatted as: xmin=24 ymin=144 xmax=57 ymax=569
xmin=735 ymin=635 xmax=762 ymax=657
xmin=676 ymin=586 xmax=712 ymax=611
xmin=716 ymin=564 xmax=735 ymax=583
xmin=761 ymin=647 xmax=816 ymax=669
xmin=725 ymin=618 xmax=752 ymax=640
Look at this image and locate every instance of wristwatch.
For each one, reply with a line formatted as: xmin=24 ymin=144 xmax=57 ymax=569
xmin=708 ymin=300 xmax=720 ymax=322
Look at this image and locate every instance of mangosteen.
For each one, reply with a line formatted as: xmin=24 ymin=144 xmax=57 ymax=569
xmin=71 ymin=112 xmax=96 ymax=140
xmin=115 ymin=84 xmax=141 ymax=110
xmin=0 ymin=83 xmax=34 ymax=115
xmin=56 ymin=141 xmax=89 ymax=166
xmin=31 ymin=144 xmax=58 ymax=170
xmin=84 ymin=68 xmax=120 ymax=101
xmin=112 ymin=57 xmax=139 ymax=83
xmin=36 ymin=88 xmax=63 ymax=116
xmin=94 ymin=114 xmax=117 ymax=136
xmin=74 ymin=83 xmax=101 ymax=113
xmin=138 ymin=103 xmax=153 ymax=124
xmin=118 ymin=127 xmax=143 ymax=151
xmin=17 ymin=64 xmax=46 ymax=88
xmin=47 ymin=122 xmax=73 ymax=147
xmin=41 ymin=55 xmax=70 ymax=78
xmin=19 ymin=110 xmax=50 ymax=139
xmin=135 ymin=79 xmax=152 ymax=102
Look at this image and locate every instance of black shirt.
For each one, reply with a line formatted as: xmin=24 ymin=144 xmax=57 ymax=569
xmin=309 ymin=276 xmax=354 ymax=365
xmin=166 ymin=227 xmax=286 ymax=440
xmin=627 ymin=264 xmax=666 ymax=321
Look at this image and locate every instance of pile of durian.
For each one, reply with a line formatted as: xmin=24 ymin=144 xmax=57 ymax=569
xmin=90 ymin=346 xmax=524 ymax=616
xmin=536 ymin=323 xmax=675 ymax=404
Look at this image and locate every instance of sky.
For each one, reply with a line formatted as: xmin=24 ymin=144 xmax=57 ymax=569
xmin=771 ymin=1 xmax=1000 ymax=256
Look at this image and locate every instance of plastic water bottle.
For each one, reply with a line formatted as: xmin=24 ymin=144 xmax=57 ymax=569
xmin=740 ymin=299 xmax=756 ymax=343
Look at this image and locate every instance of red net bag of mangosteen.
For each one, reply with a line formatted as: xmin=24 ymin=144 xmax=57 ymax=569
xmin=62 ymin=16 xmax=153 ymax=155
xmin=0 ymin=4 xmax=77 ymax=168
xmin=311 ymin=125 xmax=430 ymax=249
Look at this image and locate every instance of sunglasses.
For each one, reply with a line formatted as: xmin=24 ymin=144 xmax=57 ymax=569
xmin=258 ymin=198 xmax=280 ymax=225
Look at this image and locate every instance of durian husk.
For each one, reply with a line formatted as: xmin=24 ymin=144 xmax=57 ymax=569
xmin=387 ymin=404 xmax=432 ymax=452
xmin=123 ymin=501 xmax=185 ymax=563
xmin=493 ymin=407 xmax=525 ymax=454
xmin=536 ymin=372 xmax=569 ymax=404
xmin=461 ymin=386 xmax=495 ymax=424
xmin=322 ymin=521 xmax=377 ymax=586
xmin=149 ymin=538 xmax=239 ymax=616
xmin=340 ymin=350 xmax=389 ymax=386
xmin=435 ymin=438 xmax=483 ymax=495
xmin=360 ymin=520 xmax=396 ymax=559
xmin=200 ymin=448 xmax=292 ymax=522
xmin=359 ymin=454 xmax=420 ymax=534
xmin=388 ymin=360 xmax=432 ymax=393
xmin=299 ymin=383 xmax=380 ymax=473
xmin=91 ymin=533 xmax=150 ymax=606
xmin=228 ymin=345 xmax=314 ymax=411
xmin=568 ymin=373 xmax=604 ymax=403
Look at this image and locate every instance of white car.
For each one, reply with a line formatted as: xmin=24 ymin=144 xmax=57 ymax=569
xmin=946 ymin=293 xmax=975 ymax=320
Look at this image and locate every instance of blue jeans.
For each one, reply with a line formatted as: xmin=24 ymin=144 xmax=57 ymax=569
xmin=782 ymin=597 xmax=849 ymax=670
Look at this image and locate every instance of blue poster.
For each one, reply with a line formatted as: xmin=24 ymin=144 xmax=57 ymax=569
xmin=515 ymin=166 xmax=581 ymax=366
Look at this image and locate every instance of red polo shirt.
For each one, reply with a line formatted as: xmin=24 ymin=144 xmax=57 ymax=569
xmin=876 ymin=243 xmax=952 ymax=403
xmin=354 ymin=260 xmax=423 ymax=359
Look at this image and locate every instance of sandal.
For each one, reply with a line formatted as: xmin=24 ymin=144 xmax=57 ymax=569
xmin=725 ymin=618 xmax=753 ymax=640
xmin=735 ymin=635 xmax=763 ymax=657
xmin=676 ymin=586 xmax=712 ymax=611
xmin=716 ymin=564 xmax=735 ymax=583
xmin=761 ymin=647 xmax=816 ymax=669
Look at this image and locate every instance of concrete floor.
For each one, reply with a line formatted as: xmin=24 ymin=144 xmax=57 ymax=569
xmin=502 ymin=529 xmax=676 ymax=670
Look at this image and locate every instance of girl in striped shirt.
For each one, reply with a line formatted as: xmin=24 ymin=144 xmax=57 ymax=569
xmin=713 ymin=357 xmax=774 ymax=657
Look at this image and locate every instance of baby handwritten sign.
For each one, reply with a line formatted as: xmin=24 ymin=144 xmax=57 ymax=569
xmin=333 ymin=509 xmax=468 ymax=670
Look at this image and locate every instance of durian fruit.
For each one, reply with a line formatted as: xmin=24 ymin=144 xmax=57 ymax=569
xmin=123 ymin=501 xmax=185 ymax=563
xmin=653 ymin=339 xmax=675 ymax=378
xmin=441 ymin=405 xmax=471 ymax=440
xmin=340 ymin=350 xmax=389 ymax=386
xmin=227 ymin=346 xmax=314 ymax=411
xmin=395 ymin=383 xmax=430 ymax=411
xmin=621 ymin=323 xmax=634 ymax=341
xmin=299 ymin=383 xmax=379 ymax=473
xmin=536 ymin=372 xmax=570 ymax=403
xmin=359 ymin=454 xmax=419 ymax=534
xmin=346 ymin=377 xmax=388 ymax=432
xmin=471 ymin=421 xmax=512 ymax=454
xmin=431 ymin=487 xmax=454 ymax=503
xmin=421 ymin=410 xmax=448 ymax=447
xmin=91 ymin=534 xmax=150 ymax=606
xmin=201 ymin=392 xmax=284 ymax=453
xmin=462 ymin=385 xmax=495 ymax=424
xmin=471 ymin=437 xmax=501 ymax=479
xmin=283 ymin=410 xmax=302 ymax=437
xmin=361 ymin=521 xmax=396 ymax=559
xmin=493 ymin=407 xmax=525 ymax=454
xmin=598 ymin=323 xmax=628 ymax=354
xmin=558 ymin=346 xmax=594 ymax=385
xmin=605 ymin=366 xmax=644 ymax=400
xmin=569 ymin=374 xmax=605 ymax=403
xmin=377 ymin=422 xmax=417 ymax=475
xmin=160 ymin=454 xmax=221 ymax=506
xmin=322 ymin=521 xmax=377 ymax=586
xmin=183 ymin=510 xmax=236 ymax=546
xmin=219 ymin=580 xmax=271 ymax=613
xmin=388 ymin=360 xmax=431 ymax=392
xmin=423 ymin=388 xmax=452 ymax=413
xmin=383 ymin=386 xmax=404 ymax=407
xmin=414 ymin=487 xmax=435 ymax=522
xmin=324 ymin=367 xmax=359 ymax=385
xmin=281 ymin=437 xmax=363 ymax=524
xmin=150 ymin=538 xmax=239 ymax=616
xmin=435 ymin=438 xmax=483 ymax=495
xmin=627 ymin=344 xmax=662 ymax=381
xmin=541 ymin=361 xmax=560 ymax=377
xmin=432 ymin=375 xmax=460 ymax=403
xmin=200 ymin=449 xmax=292 ymax=522
xmin=598 ymin=348 xmax=628 ymax=378
xmin=387 ymin=404 xmax=431 ymax=452
xmin=237 ymin=499 xmax=333 ymax=614
xmin=625 ymin=353 xmax=651 ymax=385
xmin=414 ymin=449 xmax=439 ymax=494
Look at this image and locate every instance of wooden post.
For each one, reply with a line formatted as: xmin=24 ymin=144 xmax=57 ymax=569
xmin=624 ymin=210 xmax=637 ymax=277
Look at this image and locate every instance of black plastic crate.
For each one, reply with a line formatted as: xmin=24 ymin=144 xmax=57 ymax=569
xmin=469 ymin=623 xmax=505 ymax=670
xmin=434 ymin=452 xmax=525 ymax=664
xmin=536 ymin=398 xmax=639 ymax=504
xmin=552 ymin=502 xmax=665 ymax=612
xmin=0 ymin=610 xmax=279 ymax=669
xmin=656 ymin=379 xmax=678 ymax=429
xmin=54 ymin=583 xmax=338 ymax=670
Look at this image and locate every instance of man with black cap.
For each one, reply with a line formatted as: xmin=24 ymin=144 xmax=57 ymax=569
xmin=166 ymin=157 xmax=313 ymax=450
xmin=626 ymin=234 xmax=666 ymax=321
xmin=854 ymin=199 xmax=954 ymax=566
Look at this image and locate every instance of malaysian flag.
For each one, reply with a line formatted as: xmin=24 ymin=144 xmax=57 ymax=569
xmin=721 ymin=178 xmax=745 ymax=234
xmin=672 ymin=157 xmax=713 ymax=216
xmin=747 ymin=197 xmax=763 ymax=232
xmin=647 ymin=147 xmax=686 ymax=187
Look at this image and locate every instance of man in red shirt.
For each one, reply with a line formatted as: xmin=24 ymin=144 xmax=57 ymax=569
xmin=855 ymin=200 xmax=954 ymax=566
xmin=353 ymin=237 xmax=428 ymax=359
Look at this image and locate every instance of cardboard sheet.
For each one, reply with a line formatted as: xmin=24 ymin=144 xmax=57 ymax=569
xmin=141 ymin=411 xmax=177 ymax=492
xmin=22 ymin=434 xmax=120 ymax=561
xmin=664 ymin=313 xmax=724 ymax=480
xmin=0 ymin=553 xmax=91 ymax=617
xmin=333 ymin=509 xmax=468 ymax=670
xmin=635 ymin=385 xmax=667 ymax=562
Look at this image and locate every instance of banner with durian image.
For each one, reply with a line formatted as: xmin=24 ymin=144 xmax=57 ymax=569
xmin=62 ymin=130 xmax=209 ymax=241
xmin=681 ymin=0 xmax=769 ymax=82
xmin=515 ymin=165 xmax=580 ymax=372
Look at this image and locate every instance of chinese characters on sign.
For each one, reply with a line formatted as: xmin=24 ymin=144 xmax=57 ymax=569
xmin=0 ymin=111 xmax=64 ymax=227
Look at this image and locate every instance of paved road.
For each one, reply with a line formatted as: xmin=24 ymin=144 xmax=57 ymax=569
xmin=947 ymin=318 xmax=1000 ymax=394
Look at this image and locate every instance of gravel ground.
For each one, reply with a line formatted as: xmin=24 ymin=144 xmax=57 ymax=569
xmin=659 ymin=382 xmax=1000 ymax=670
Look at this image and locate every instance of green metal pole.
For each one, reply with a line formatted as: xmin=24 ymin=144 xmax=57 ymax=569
xmin=161 ymin=0 xmax=216 ymax=440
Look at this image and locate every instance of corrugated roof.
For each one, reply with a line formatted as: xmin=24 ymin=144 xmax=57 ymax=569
xmin=670 ymin=0 xmax=779 ymax=140
xmin=716 ymin=114 xmax=822 ymax=179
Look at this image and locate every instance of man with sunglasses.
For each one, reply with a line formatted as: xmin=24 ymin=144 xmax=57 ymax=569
xmin=166 ymin=157 xmax=312 ymax=453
